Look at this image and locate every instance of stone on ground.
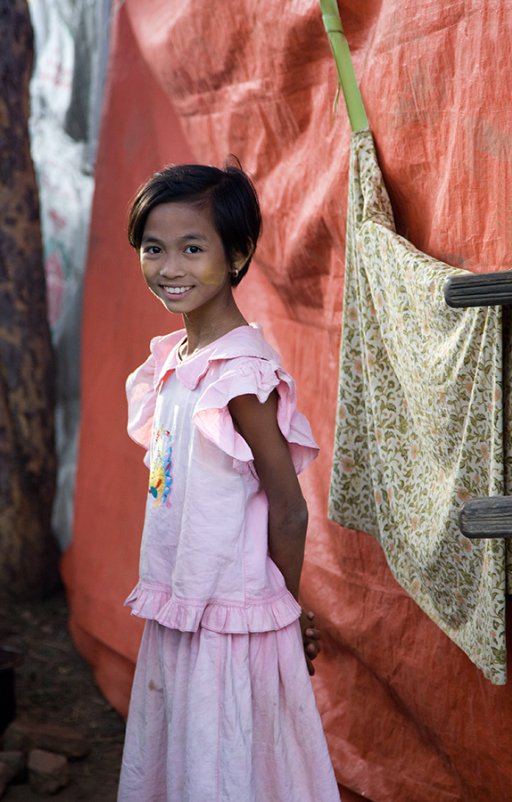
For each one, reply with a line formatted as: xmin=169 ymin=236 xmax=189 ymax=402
xmin=28 ymin=749 xmax=69 ymax=795
xmin=3 ymin=721 xmax=89 ymax=759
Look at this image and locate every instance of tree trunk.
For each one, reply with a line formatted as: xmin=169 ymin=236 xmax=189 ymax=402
xmin=0 ymin=0 xmax=59 ymax=598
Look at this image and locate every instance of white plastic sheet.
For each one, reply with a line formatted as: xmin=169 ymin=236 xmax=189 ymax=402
xmin=29 ymin=0 xmax=111 ymax=547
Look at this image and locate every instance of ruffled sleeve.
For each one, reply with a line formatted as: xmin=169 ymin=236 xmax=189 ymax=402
xmin=126 ymin=334 xmax=172 ymax=467
xmin=126 ymin=352 xmax=157 ymax=467
xmin=126 ymin=330 xmax=184 ymax=466
xmin=192 ymin=357 xmax=319 ymax=474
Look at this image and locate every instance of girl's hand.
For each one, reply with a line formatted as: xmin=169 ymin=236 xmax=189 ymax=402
xmin=300 ymin=609 xmax=321 ymax=676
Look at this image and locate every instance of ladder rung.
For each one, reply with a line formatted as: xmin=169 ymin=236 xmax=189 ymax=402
xmin=459 ymin=496 xmax=512 ymax=538
xmin=444 ymin=272 xmax=512 ymax=308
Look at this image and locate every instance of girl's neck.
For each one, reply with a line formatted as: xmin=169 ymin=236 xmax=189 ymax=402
xmin=181 ymin=300 xmax=248 ymax=357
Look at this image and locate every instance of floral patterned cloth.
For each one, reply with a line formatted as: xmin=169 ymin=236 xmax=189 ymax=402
xmin=329 ymin=129 xmax=508 ymax=684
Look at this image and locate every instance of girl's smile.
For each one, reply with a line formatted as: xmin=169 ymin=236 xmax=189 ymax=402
xmin=140 ymin=201 xmax=234 ymax=317
xmin=161 ymin=286 xmax=193 ymax=295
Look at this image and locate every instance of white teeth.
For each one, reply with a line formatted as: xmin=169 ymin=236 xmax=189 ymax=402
xmin=163 ymin=286 xmax=191 ymax=295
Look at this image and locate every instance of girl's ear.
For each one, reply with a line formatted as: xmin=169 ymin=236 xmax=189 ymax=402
xmin=232 ymin=240 xmax=255 ymax=273
xmin=232 ymin=253 xmax=247 ymax=273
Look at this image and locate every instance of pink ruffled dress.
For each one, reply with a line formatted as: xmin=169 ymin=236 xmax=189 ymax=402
xmin=117 ymin=324 xmax=340 ymax=802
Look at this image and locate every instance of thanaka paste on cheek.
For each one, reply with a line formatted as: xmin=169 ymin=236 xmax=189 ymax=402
xmin=201 ymin=268 xmax=229 ymax=286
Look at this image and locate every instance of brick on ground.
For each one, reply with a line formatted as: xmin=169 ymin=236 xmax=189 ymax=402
xmin=28 ymin=749 xmax=69 ymax=795
xmin=3 ymin=721 xmax=89 ymax=760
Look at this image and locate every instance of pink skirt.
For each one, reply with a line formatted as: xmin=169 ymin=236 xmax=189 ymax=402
xmin=117 ymin=619 xmax=340 ymax=802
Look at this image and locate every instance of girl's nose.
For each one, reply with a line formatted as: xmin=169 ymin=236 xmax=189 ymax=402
xmin=159 ymin=256 xmax=184 ymax=277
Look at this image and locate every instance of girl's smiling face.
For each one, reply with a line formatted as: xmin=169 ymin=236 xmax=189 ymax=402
xmin=140 ymin=201 xmax=234 ymax=317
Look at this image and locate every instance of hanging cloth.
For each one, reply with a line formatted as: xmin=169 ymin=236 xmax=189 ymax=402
xmin=328 ymin=128 xmax=508 ymax=684
xmin=320 ymin=0 xmax=509 ymax=684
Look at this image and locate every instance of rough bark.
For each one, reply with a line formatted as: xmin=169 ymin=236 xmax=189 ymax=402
xmin=0 ymin=0 xmax=59 ymax=598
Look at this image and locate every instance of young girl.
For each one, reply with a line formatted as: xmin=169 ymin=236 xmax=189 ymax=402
xmin=118 ymin=163 xmax=340 ymax=802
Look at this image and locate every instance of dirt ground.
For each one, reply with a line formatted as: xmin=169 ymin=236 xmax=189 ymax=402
xmin=0 ymin=585 xmax=125 ymax=801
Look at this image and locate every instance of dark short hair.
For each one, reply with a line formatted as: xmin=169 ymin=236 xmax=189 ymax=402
xmin=127 ymin=162 xmax=261 ymax=286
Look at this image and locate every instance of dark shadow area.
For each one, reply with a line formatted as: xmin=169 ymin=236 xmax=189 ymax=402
xmin=0 ymin=586 xmax=124 ymax=800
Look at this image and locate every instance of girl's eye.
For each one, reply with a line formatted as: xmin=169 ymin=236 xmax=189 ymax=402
xmin=141 ymin=244 xmax=161 ymax=255
xmin=184 ymin=245 xmax=202 ymax=255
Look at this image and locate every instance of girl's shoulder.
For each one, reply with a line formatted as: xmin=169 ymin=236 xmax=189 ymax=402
xmin=208 ymin=324 xmax=280 ymax=365
xmin=149 ymin=328 xmax=186 ymax=365
xmin=192 ymin=326 xmax=318 ymax=474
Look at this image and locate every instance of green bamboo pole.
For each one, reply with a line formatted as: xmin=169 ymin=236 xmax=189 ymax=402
xmin=319 ymin=0 xmax=369 ymax=132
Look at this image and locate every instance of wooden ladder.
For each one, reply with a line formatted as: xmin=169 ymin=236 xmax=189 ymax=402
xmin=445 ymin=272 xmax=512 ymax=538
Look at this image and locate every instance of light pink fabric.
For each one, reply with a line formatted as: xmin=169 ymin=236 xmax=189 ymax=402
xmin=124 ymin=324 xmax=319 ymax=634
xmin=119 ymin=324 xmax=339 ymax=801
xmin=117 ymin=619 xmax=340 ymax=802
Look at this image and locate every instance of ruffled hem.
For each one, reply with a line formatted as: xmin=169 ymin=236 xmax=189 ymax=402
xmin=124 ymin=581 xmax=302 ymax=634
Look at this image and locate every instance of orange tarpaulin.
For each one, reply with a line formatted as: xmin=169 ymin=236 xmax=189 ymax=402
xmin=63 ymin=2 xmax=512 ymax=799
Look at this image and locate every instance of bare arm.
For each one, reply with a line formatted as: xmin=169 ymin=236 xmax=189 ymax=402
xmin=228 ymin=390 xmax=307 ymax=600
xmin=228 ymin=390 xmax=322 ymax=674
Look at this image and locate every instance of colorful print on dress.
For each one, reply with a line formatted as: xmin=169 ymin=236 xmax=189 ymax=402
xmin=148 ymin=427 xmax=173 ymax=507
